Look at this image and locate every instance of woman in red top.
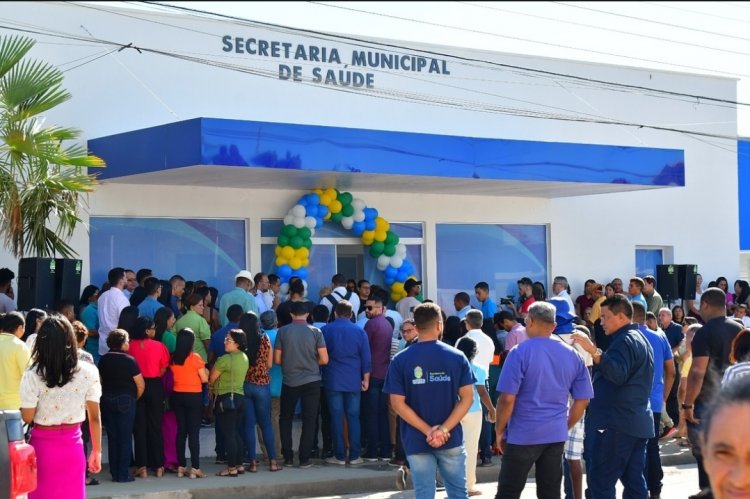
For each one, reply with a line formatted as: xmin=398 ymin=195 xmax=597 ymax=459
xmin=128 ymin=316 xmax=170 ymax=478
xmin=170 ymin=328 xmax=209 ymax=478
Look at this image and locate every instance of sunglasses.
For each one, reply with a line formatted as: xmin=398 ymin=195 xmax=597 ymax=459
xmin=366 ymin=305 xmax=381 ymax=310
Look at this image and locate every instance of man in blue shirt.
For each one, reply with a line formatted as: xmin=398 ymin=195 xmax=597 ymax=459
xmin=632 ymin=301 xmax=675 ymax=499
xmin=321 ymin=300 xmax=371 ymax=465
xmin=573 ymin=294 xmax=654 ymax=499
xmin=136 ymin=276 xmax=163 ymax=320
xmin=474 ymin=282 xmax=497 ymax=323
xmin=454 ymin=292 xmax=472 ymax=319
xmin=384 ymin=302 xmax=475 ymax=499
xmin=495 ymin=301 xmax=593 ymax=499
xmin=219 ymin=270 xmax=259 ymax=327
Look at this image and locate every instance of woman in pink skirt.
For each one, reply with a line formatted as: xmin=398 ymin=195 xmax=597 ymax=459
xmin=20 ymin=316 xmax=102 ymax=499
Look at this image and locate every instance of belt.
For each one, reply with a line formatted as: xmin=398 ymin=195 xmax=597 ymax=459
xmin=34 ymin=422 xmax=81 ymax=430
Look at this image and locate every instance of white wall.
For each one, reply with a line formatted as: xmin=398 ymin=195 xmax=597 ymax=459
xmin=0 ymin=2 xmax=739 ymax=299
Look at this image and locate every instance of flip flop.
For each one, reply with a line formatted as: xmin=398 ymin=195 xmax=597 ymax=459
xmin=85 ymin=478 xmax=100 ymax=486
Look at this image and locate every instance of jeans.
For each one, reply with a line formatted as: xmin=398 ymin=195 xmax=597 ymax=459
xmin=243 ymin=382 xmax=277 ymax=461
xmin=495 ymin=442 xmax=564 ymax=499
xmin=644 ymin=412 xmax=663 ymax=495
xmin=326 ymin=389 xmax=361 ymax=461
xmin=409 ymin=445 xmax=468 ymax=499
xmin=171 ymin=391 xmax=203 ymax=469
xmin=586 ymin=428 xmax=647 ymax=499
xmin=363 ymin=377 xmax=390 ymax=459
xmin=215 ymin=392 xmax=245 ymax=468
xmin=280 ymin=380 xmax=320 ymax=464
xmin=101 ymin=393 xmax=136 ymax=481
xmin=687 ymin=403 xmax=710 ymax=490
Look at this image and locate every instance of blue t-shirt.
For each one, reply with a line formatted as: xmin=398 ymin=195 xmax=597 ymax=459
xmin=497 ymin=336 xmax=593 ymax=445
xmin=264 ymin=328 xmax=283 ymax=398
xmin=469 ymin=363 xmax=487 ymax=413
xmin=137 ymin=296 xmax=163 ymax=320
xmin=321 ymin=319 xmax=372 ymax=392
xmin=384 ymin=340 xmax=475 ymax=455
xmin=638 ymin=325 xmax=674 ymax=411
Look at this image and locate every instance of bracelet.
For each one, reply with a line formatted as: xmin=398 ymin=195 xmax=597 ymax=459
xmin=438 ymin=425 xmax=450 ymax=436
xmin=681 ymin=403 xmax=694 ymax=410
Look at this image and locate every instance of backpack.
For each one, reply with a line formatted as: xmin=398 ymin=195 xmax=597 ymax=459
xmin=325 ymin=289 xmax=355 ymax=323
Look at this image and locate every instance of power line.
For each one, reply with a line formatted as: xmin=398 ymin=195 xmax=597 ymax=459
xmin=137 ymin=0 xmax=750 ymax=108
xmin=642 ymin=1 xmax=750 ymax=25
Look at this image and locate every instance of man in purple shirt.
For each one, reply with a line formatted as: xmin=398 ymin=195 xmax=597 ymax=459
xmin=495 ymin=301 xmax=593 ymax=499
xmin=321 ymin=300 xmax=371 ymax=465
xmin=363 ymin=295 xmax=394 ymax=461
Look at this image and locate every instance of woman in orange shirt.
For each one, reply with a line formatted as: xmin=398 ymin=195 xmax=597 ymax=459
xmin=170 ymin=328 xmax=209 ymax=479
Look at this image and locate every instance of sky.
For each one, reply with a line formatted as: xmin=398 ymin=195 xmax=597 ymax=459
xmin=132 ymin=1 xmax=750 ymax=139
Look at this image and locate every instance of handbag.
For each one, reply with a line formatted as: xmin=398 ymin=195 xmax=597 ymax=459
xmin=215 ymin=354 xmax=236 ymax=414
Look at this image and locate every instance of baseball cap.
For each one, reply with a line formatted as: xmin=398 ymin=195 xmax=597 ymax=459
xmin=235 ymin=270 xmax=254 ymax=281
xmin=404 ymin=278 xmax=422 ymax=292
xmin=548 ymin=296 xmax=576 ymax=333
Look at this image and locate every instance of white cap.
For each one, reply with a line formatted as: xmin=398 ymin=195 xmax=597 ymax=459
xmin=235 ymin=270 xmax=253 ymax=281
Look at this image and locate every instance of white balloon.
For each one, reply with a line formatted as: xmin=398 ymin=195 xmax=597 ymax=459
xmin=284 ymin=214 xmax=295 ymax=226
xmin=308 ymin=227 xmax=316 ymax=237
xmin=390 ymin=256 xmax=403 ymax=268
xmin=279 ymin=283 xmax=289 ymax=296
xmin=341 ymin=216 xmax=354 ymax=230
xmin=377 ymin=254 xmax=390 ymax=270
xmin=352 ymin=199 xmax=366 ymax=211
xmin=305 ymin=216 xmax=317 ymax=229
xmin=293 ymin=216 xmax=306 ymax=228
xmin=292 ymin=204 xmax=306 ymax=218
xmin=396 ymin=243 xmax=407 ymax=256
xmin=302 ymin=279 xmax=308 ymax=298
xmin=353 ymin=211 xmax=365 ymax=222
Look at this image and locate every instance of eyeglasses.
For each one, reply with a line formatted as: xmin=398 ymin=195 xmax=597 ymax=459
xmin=402 ymin=328 xmax=417 ymax=334
xmin=366 ymin=305 xmax=381 ymax=310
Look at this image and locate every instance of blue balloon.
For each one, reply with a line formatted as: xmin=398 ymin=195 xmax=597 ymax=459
xmin=401 ymin=260 xmax=413 ymax=275
xmin=364 ymin=207 xmax=377 ymax=220
xmin=396 ymin=270 xmax=408 ymax=282
xmin=306 ymin=204 xmax=318 ymax=217
xmin=318 ymin=205 xmax=329 ymax=218
xmin=296 ymin=267 xmax=308 ymax=280
xmin=365 ymin=219 xmax=376 ymax=231
xmin=384 ymin=266 xmax=397 ymax=278
xmin=297 ymin=196 xmax=307 ymax=207
xmin=384 ymin=276 xmax=395 ymax=286
xmin=352 ymin=221 xmax=365 ymax=236
xmin=307 ymin=193 xmax=320 ymax=205
xmin=277 ymin=264 xmax=292 ymax=278
xmin=316 ymin=217 xmax=324 ymax=228
xmin=369 ymin=208 xmax=379 ymax=220
xmin=280 ymin=275 xmax=289 ymax=284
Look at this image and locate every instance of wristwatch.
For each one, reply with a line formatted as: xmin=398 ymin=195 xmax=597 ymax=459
xmin=592 ymin=348 xmax=603 ymax=360
xmin=682 ymin=403 xmax=694 ymax=410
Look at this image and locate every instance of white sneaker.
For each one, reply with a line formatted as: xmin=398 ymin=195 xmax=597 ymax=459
xmin=348 ymin=457 xmax=364 ymax=465
xmin=325 ymin=456 xmax=346 ymax=466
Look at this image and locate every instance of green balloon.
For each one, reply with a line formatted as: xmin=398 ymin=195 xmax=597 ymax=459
xmin=383 ymin=244 xmax=396 ymax=257
xmin=338 ymin=191 xmax=353 ymax=205
xmin=277 ymin=235 xmax=289 ymax=247
xmin=331 ymin=212 xmax=343 ymax=223
xmin=298 ymin=227 xmax=311 ymax=239
xmin=385 ymin=231 xmax=399 ymax=246
xmin=283 ymin=224 xmax=297 ymax=237
xmin=342 ymin=205 xmax=354 ymax=217
xmin=303 ymin=238 xmax=312 ymax=249
xmin=369 ymin=241 xmax=385 ymax=257
xmin=290 ymin=235 xmax=303 ymax=249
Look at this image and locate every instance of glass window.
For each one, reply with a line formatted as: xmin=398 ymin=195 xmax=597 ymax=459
xmin=636 ymin=248 xmax=664 ymax=278
xmin=436 ymin=224 xmax=548 ymax=316
xmin=89 ymin=217 xmax=246 ymax=296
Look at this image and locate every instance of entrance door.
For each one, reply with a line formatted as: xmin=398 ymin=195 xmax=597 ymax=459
xmin=336 ymin=245 xmax=364 ymax=284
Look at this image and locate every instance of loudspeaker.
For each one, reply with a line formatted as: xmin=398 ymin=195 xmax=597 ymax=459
xmin=17 ymin=258 xmax=56 ymax=311
xmin=677 ymin=264 xmax=698 ymax=301
xmin=656 ymin=264 xmax=679 ymax=301
xmin=55 ymin=258 xmax=82 ymax=303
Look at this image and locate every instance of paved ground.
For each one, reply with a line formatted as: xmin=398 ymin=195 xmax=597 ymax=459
xmin=86 ymin=425 xmax=696 ymax=499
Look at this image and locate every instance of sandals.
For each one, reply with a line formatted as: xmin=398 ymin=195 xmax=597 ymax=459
xmin=134 ymin=466 xmax=147 ymax=479
xmin=236 ymin=465 xmax=245 ymax=475
xmin=270 ymin=460 xmax=282 ymax=472
xmin=176 ymin=466 xmax=186 ymax=478
xmin=155 ymin=467 xmax=165 ymax=478
xmin=216 ymin=467 xmax=238 ymax=477
xmin=188 ymin=468 xmax=206 ymax=479
xmin=248 ymin=460 xmax=258 ymax=473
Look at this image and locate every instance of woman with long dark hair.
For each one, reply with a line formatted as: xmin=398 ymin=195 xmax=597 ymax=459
xmin=733 ymin=280 xmax=750 ymax=308
xmin=154 ymin=306 xmax=177 ymax=353
xmin=98 ymin=329 xmax=145 ymax=482
xmin=117 ymin=305 xmax=140 ymax=335
xmin=170 ymin=327 xmax=209 ymax=479
xmin=194 ymin=285 xmax=220 ymax=332
xmin=129 ymin=316 xmax=170 ymax=478
xmin=239 ymin=312 xmax=281 ymax=472
xmin=210 ymin=328 xmax=250 ymax=476
xmin=78 ymin=285 xmax=101 ymax=363
xmin=20 ymin=317 xmax=103 ymax=498
xmin=22 ymin=308 xmax=47 ymax=347
xmin=153 ymin=306 xmax=179 ymax=472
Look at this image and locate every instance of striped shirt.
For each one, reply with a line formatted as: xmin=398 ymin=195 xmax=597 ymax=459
xmin=721 ymin=361 xmax=750 ymax=387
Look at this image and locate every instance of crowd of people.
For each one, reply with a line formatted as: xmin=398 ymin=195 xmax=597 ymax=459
xmin=1 ymin=264 xmax=749 ymax=499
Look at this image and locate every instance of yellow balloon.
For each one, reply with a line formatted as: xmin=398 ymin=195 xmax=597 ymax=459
xmin=314 ymin=188 xmax=324 ymax=196
xmin=290 ymin=257 xmax=302 ymax=270
xmin=391 ymin=291 xmax=401 ymax=302
xmin=282 ymin=246 xmax=295 ymax=260
xmin=302 ymin=258 xmax=310 ymax=267
xmin=325 ymin=188 xmax=338 ymax=200
xmin=323 ymin=210 xmax=332 ymax=221
xmin=374 ymin=230 xmax=387 ymax=242
xmin=274 ymin=245 xmax=282 ymax=257
xmin=320 ymin=194 xmax=332 ymax=206
xmin=275 ymin=256 xmax=287 ymax=267
xmin=391 ymin=282 xmax=405 ymax=294
xmin=361 ymin=230 xmax=375 ymax=245
xmin=296 ymin=247 xmax=309 ymax=259
xmin=375 ymin=217 xmax=390 ymax=232
xmin=329 ymin=200 xmax=342 ymax=214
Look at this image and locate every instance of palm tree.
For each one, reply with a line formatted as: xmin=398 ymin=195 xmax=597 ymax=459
xmin=0 ymin=35 xmax=104 ymax=259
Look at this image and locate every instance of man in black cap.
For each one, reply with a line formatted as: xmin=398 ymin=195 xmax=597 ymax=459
xmin=396 ymin=278 xmax=422 ymax=321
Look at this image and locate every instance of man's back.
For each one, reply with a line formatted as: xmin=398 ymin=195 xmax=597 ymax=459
xmin=692 ymin=316 xmax=743 ymax=405
xmin=322 ymin=319 xmax=371 ymax=392
xmin=219 ymin=288 xmax=257 ymax=326
xmin=276 ymin=321 xmax=324 ymax=387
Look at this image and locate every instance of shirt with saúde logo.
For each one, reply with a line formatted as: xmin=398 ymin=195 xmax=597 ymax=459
xmin=384 ymin=340 xmax=475 ymax=455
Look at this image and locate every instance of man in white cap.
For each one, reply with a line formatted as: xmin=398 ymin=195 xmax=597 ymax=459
xmin=218 ymin=270 xmax=259 ymax=326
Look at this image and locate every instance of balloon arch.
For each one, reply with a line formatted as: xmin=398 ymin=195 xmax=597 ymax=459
xmin=273 ymin=188 xmax=419 ymax=303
